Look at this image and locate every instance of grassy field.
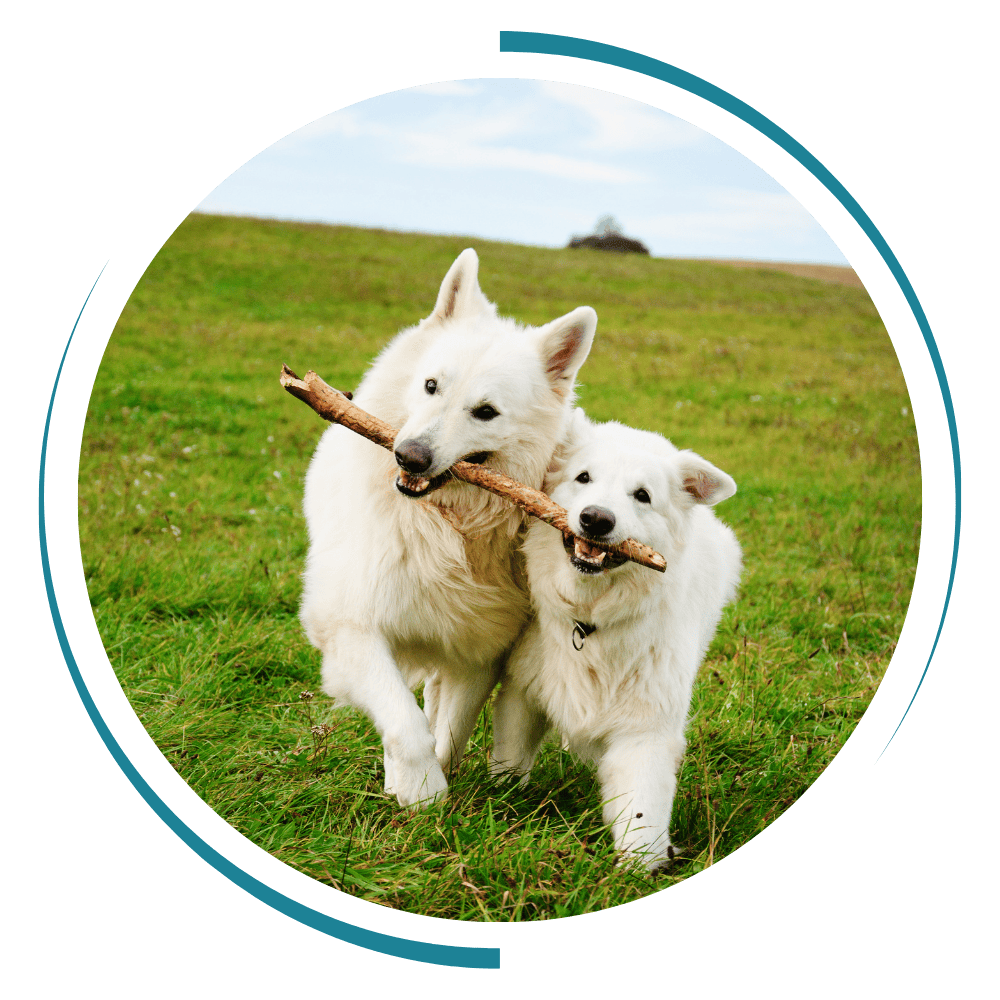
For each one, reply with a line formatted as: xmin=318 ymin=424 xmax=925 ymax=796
xmin=79 ymin=212 xmax=919 ymax=920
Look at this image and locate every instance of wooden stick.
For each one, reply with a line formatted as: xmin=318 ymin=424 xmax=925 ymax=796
xmin=280 ymin=365 xmax=667 ymax=573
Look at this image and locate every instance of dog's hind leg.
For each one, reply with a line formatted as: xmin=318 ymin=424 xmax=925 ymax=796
xmin=429 ymin=663 xmax=502 ymax=775
xmin=597 ymin=729 xmax=686 ymax=871
xmin=489 ymin=677 xmax=548 ymax=781
xmin=320 ymin=625 xmax=448 ymax=809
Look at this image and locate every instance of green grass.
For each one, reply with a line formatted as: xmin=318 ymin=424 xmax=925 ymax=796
xmin=80 ymin=212 xmax=919 ymax=919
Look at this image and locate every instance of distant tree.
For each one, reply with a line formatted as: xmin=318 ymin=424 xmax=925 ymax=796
xmin=567 ymin=214 xmax=649 ymax=255
xmin=595 ymin=214 xmax=624 ymax=237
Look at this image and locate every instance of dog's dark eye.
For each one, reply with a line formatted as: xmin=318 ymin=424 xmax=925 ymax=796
xmin=472 ymin=403 xmax=499 ymax=421
xmin=634 ymin=488 xmax=651 ymax=504
xmin=424 ymin=378 xmax=437 ymax=395
xmin=575 ymin=471 xmax=590 ymax=484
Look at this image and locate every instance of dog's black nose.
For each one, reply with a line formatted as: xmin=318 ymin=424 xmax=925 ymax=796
xmin=579 ymin=505 xmax=616 ymax=537
xmin=394 ymin=439 xmax=433 ymax=474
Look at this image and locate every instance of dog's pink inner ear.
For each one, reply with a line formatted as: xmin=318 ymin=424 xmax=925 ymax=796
xmin=546 ymin=327 xmax=586 ymax=381
xmin=437 ymin=275 xmax=462 ymax=319
xmin=538 ymin=307 xmax=596 ymax=393
xmin=684 ymin=471 xmax=713 ymax=503
xmin=684 ymin=467 xmax=736 ymax=507
xmin=430 ymin=248 xmax=491 ymax=323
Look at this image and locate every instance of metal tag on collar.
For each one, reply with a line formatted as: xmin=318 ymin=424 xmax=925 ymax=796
xmin=572 ymin=620 xmax=597 ymax=651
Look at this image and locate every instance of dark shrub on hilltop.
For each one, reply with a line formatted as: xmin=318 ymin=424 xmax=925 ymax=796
xmin=567 ymin=214 xmax=650 ymax=255
xmin=567 ymin=233 xmax=650 ymax=255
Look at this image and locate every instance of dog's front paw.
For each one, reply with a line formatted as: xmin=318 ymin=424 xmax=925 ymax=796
xmin=615 ymin=842 xmax=677 ymax=875
xmin=384 ymin=748 xmax=448 ymax=809
xmin=396 ymin=764 xmax=448 ymax=809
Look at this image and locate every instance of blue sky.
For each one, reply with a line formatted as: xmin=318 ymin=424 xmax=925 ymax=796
xmin=198 ymin=78 xmax=848 ymax=264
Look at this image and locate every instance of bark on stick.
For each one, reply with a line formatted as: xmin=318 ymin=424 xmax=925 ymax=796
xmin=280 ymin=365 xmax=666 ymax=573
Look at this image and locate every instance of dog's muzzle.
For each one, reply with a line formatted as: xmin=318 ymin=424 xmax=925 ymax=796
xmin=564 ymin=505 xmax=627 ymax=574
xmin=579 ymin=505 xmax=616 ymax=537
xmin=395 ymin=439 xmax=433 ymax=474
xmin=393 ymin=441 xmax=492 ymax=498
xmin=563 ymin=524 xmax=629 ymax=575
xmin=392 ymin=438 xmax=442 ymax=496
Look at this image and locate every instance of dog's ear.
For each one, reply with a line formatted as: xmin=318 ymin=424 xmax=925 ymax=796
xmin=537 ymin=306 xmax=597 ymax=394
xmin=569 ymin=406 xmax=593 ymax=440
xmin=546 ymin=407 xmax=593 ymax=476
xmin=677 ymin=452 xmax=737 ymax=506
xmin=430 ymin=248 xmax=494 ymax=322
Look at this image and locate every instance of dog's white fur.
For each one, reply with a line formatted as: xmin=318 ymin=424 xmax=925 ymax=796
xmin=491 ymin=410 xmax=741 ymax=869
xmin=300 ymin=249 xmax=596 ymax=808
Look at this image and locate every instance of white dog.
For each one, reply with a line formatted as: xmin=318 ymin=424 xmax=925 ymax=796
xmin=490 ymin=411 xmax=741 ymax=869
xmin=300 ymin=249 xmax=597 ymax=808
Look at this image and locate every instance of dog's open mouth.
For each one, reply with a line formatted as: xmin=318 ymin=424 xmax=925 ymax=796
xmin=563 ymin=533 xmax=629 ymax=575
xmin=395 ymin=469 xmax=450 ymax=497
xmin=395 ymin=452 xmax=492 ymax=498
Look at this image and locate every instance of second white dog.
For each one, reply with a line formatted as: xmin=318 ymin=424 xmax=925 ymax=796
xmin=490 ymin=411 xmax=741 ymax=870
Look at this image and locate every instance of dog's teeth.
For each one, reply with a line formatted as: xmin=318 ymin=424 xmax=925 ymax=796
xmin=573 ymin=538 xmax=607 ymax=563
xmin=398 ymin=471 xmax=430 ymax=492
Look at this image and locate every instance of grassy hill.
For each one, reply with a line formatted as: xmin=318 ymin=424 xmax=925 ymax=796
xmin=79 ymin=212 xmax=918 ymax=919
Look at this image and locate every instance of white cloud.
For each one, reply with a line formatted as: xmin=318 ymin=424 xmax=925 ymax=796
xmin=421 ymin=105 xmax=540 ymax=144
xmin=271 ymin=101 xmax=646 ymax=183
xmin=397 ymin=131 xmax=645 ymax=182
xmin=537 ymin=80 xmax=704 ymax=152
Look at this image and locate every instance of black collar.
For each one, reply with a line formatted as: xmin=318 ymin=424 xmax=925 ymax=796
xmin=572 ymin=620 xmax=597 ymax=650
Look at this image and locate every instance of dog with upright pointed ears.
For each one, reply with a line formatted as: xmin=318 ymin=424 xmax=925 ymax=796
xmin=300 ymin=249 xmax=598 ymax=808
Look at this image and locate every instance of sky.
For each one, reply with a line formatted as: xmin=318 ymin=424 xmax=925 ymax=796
xmin=197 ymin=78 xmax=849 ymax=265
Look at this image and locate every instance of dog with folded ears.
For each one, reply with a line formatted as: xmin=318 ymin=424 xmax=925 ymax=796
xmin=300 ymin=249 xmax=597 ymax=808
xmin=490 ymin=409 xmax=742 ymax=870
